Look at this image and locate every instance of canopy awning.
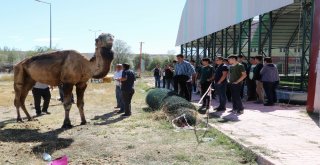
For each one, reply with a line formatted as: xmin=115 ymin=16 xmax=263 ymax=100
xmin=176 ymin=0 xmax=294 ymax=46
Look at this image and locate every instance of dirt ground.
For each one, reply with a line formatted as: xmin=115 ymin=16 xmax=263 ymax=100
xmin=0 ymin=75 xmax=256 ymax=165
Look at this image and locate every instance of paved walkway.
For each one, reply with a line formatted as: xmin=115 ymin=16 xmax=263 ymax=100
xmin=192 ymin=94 xmax=320 ymax=165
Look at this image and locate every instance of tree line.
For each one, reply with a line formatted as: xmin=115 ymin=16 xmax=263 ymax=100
xmin=0 ymin=39 xmax=175 ymax=72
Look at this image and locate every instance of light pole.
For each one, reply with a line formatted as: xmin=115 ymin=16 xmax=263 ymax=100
xmin=35 ymin=0 xmax=52 ymax=49
xmin=89 ymin=29 xmax=101 ymax=39
xmin=139 ymin=42 xmax=144 ymax=77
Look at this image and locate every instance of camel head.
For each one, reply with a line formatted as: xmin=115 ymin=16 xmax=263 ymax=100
xmin=92 ymin=33 xmax=114 ymax=79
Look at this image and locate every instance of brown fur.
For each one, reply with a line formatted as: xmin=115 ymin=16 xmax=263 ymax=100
xmin=13 ymin=42 xmax=113 ymax=128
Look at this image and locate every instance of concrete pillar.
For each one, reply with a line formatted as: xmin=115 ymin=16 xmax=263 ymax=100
xmin=307 ymin=0 xmax=320 ymax=113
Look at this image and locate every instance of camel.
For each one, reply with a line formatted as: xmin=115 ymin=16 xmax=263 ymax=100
xmin=13 ymin=33 xmax=114 ymax=128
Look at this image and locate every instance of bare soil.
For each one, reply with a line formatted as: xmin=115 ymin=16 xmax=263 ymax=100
xmin=0 ymin=76 xmax=256 ymax=165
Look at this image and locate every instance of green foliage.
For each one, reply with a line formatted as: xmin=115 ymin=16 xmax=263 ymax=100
xmin=34 ymin=46 xmax=52 ymax=53
xmin=145 ymin=88 xmax=177 ymax=110
xmin=0 ymin=46 xmax=57 ymax=65
xmin=147 ymin=58 xmax=162 ymax=71
xmin=145 ymin=88 xmax=197 ymax=125
xmin=161 ymin=55 xmax=175 ymax=67
xmin=162 ymin=96 xmax=197 ymax=125
xmin=162 ymin=96 xmax=196 ymax=114
xmin=133 ymin=53 xmax=151 ymax=71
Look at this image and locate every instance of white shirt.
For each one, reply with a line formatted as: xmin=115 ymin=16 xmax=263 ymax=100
xmin=113 ymin=70 xmax=123 ymax=86
xmin=249 ymin=64 xmax=256 ymax=80
xmin=33 ymin=82 xmax=49 ymax=89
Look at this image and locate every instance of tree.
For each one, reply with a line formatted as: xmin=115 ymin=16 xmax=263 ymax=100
xmin=147 ymin=58 xmax=162 ymax=71
xmin=133 ymin=53 xmax=151 ymax=71
xmin=112 ymin=40 xmax=131 ymax=67
xmin=34 ymin=46 xmax=52 ymax=53
xmin=161 ymin=55 xmax=175 ymax=67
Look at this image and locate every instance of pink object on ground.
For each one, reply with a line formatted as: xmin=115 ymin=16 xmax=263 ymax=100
xmin=50 ymin=155 xmax=68 ymax=165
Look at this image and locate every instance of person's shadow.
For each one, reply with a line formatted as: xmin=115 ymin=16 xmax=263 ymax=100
xmin=209 ymin=110 xmax=240 ymax=122
xmin=91 ymin=111 xmax=125 ymax=125
xmin=0 ymin=126 xmax=73 ymax=155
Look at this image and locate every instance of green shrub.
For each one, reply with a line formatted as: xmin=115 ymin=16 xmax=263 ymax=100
xmin=145 ymin=89 xmax=198 ymax=126
xmin=145 ymin=88 xmax=177 ymax=110
xmin=162 ymin=96 xmax=196 ymax=114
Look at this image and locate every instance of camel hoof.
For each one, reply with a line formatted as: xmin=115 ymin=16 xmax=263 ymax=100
xmin=28 ymin=118 xmax=36 ymax=121
xmin=17 ymin=118 xmax=23 ymax=123
xmin=80 ymin=121 xmax=87 ymax=125
xmin=61 ymin=123 xmax=73 ymax=129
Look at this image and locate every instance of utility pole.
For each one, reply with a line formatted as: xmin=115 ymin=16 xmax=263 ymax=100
xmin=35 ymin=0 xmax=52 ymax=49
xmin=139 ymin=42 xmax=144 ymax=77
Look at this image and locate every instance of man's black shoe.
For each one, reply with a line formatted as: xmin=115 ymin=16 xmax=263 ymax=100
xmin=237 ymin=110 xmax=244 ymax=114
xmin=264 ymin=103 xmax=274 ymax=106
xmin=216 ymin=108 xmax=226 ymax=112
xmin=121 ymin=114 xmax=131 ymax=117
xmin=36 ymin=113 xmax=42 ymax=117
xmin=116 ymin=110 xmax=124 ymax=114
xmin=42 ymin=111 xmax=51 ymax=115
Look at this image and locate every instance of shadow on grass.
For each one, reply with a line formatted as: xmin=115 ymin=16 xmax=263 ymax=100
xmin=0 ymin=118 xmax=16 ymax=129
xmin=0 ymin=128 xmax=73 ymax=155
xmin=142 ymin=107 xmax=156 ymax=112
xmin=91 ymin=111 xmax=125 ymax=125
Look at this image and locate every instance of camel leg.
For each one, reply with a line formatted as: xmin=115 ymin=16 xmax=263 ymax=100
xmin=14 ymin=83 xmax=23 ymax=122
xmin=76 ymin=82 xmax=87 ymax=125
xmin=61 ymin=83 xmax=74 ymax=129
xmin=20 ymin=79 xmax=36 ymax=121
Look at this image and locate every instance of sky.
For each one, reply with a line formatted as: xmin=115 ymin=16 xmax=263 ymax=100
xmin=0 ymin=0 xmax=186 ymax=54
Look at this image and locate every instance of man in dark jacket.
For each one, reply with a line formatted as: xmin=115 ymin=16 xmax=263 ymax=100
xmin=253 ymin=55 xmax=264 ymax=104
xmin=260 ymin=57 xmax=280 ymax=106
xmin=246 ymin=57 xmax=257 ymax=101
xmin=164 ymin=64 xmax=174 ymax=89
xmin=153 ymin=64 xmax=161 ymax=88
xmin=238 ymin=55 xmax=248 ymax=99
xmin=214 ymin=56 xmax=228 ymax=111
xmin=199 ymin=58 xmax=214 ymax=109
xmin=119 ymin=63 xmax=136 ymax=117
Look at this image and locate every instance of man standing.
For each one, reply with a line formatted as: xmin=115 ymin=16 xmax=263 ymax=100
xmin=164 ymin=64 xmax=174 ymax=89
xmin=113 ymin=64 xmax=123 ymax=109
xmin=174 ymin=54 xmax=196 ymax=101
xmin=228 ymin=55 xmax=247 ymax=114
xmin=214 ymin=56 xmax=229 ymax=111
xmin=153 ymin=64 xmax=161 ymax=88
xmin=32 ymin=82 xmax=51 ymax=116
xmin=247 ymin=57 xmax=257 ymax=101
xmin=260 ymin=57 xmax=280 ymax=106
xmin=119 ymin=63 xmax=136 ymax=117
xmin=199 ymin=58 xmax=214 ymax=109
xmin=253 ymin=55 xmax=264 ymax=104
xmin=162 ymin=66 xmax=166 ymax=88
xmin=238 ymin=55 xmax=248 ymax=99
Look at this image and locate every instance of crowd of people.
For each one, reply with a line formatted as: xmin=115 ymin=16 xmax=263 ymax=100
xmin=31 ymin=54 xmax=279 ymax=118
xmin=152 ymin=54 xmax=280 ymax=114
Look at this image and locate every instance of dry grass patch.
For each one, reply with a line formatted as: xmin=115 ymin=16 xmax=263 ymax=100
xmin=0 ymin=78 xmax=256 ymax=164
